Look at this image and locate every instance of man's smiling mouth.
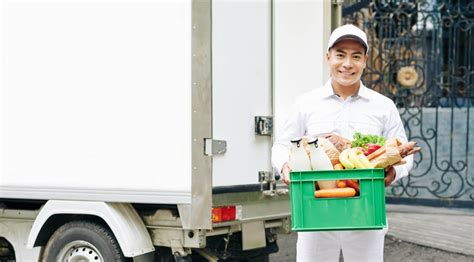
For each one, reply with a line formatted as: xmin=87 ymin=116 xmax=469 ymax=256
xmin=339 ymin=70 xmax=355 ymax=75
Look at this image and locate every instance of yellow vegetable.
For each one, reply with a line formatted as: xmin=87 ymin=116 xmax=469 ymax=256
xmin=339 ymin=149 xmax=354 ymax=169
xmin=348 ymin=148 xmax=366 ymax=169
xmin=357 ymin=151 xmax=373 ymax=168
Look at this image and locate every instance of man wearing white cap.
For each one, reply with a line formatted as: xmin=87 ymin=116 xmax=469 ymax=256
xmin=272 ymin=24 xmax=413 ymax=261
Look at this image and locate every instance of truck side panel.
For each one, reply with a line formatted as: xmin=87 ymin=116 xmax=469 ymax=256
xmin=0 ymin=0 xmax=192 ymax=203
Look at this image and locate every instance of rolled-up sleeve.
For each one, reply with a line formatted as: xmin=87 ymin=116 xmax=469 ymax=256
xmin=383 ymin=102 xmax=413 ymax=183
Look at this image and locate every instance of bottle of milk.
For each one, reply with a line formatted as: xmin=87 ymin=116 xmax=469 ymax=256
xmin=289 ymin=138 xmax=311 ymax=171
xmin=308 ymin=138 xmax=336 ymax=189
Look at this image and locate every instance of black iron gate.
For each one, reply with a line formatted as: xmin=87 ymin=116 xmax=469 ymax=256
xmin=343 ymin=0 xmax=474 ymax=208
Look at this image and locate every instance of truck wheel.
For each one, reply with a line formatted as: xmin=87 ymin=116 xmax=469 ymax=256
xmin=252 ymin=254 xmax=270 ymax=262
xmin=42 ymin=220 xmax=127 ymax=262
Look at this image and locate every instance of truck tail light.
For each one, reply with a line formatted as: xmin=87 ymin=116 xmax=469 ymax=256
xmin=212 ymin=206 xmax=236 ymax=223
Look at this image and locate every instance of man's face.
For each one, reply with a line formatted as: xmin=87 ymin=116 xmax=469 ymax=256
xmin=326 ymin=39 xmax=367 ymax=87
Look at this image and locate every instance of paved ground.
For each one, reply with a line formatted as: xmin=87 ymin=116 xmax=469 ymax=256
xmin=384 ymin=235 xmax=474 ymax=262
xmin=386 ymin=204 xmax=474 ymax=256
xmin=270 ymin=204 xmax=474 ymax=261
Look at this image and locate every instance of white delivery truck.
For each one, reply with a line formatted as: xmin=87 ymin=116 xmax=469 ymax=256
xmin=0 ymin=0 xmax=332 ymax=261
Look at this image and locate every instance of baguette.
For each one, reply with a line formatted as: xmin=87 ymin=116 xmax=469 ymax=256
xmin=398 ymin=142 xmax=417 ymax=157
xmin=385 ymin=137 xmax=402 ymax=147
xmin=407 ymin=147 xmax=422 ymax=156
xmin=367 ymin=140 xmax=421 ymax=168
xmin=393 ymin=159 xmax=407 ymax=166
xmin=367 ymin=147 xmax=386 ymax=161
xmin=314 ymin=187 xmax=356 ymax=198
xmin=318 ymin=137 xmax=342 ymax=165
xmin=369 ymin=146 xmax=402 ymax=168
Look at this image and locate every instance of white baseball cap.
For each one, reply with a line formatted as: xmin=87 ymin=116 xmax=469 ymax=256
xmin=327 ymin=24 xmax=368 ymax=53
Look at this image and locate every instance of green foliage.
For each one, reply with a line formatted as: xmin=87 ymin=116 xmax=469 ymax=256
xmin=352 ymin=132 xmax=386 ymax=148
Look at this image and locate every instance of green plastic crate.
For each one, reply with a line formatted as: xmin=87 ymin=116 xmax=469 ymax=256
xmin=290 ymin=168 xmax=386 ymax=231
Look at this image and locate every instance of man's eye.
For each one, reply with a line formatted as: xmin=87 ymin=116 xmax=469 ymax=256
xmin=336 ymin=54 xmax=344 ymax=58
xmin=353 ymin=56 xmax=361 ymax=60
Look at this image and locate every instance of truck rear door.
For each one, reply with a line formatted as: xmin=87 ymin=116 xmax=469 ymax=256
xmin=212 ymin=0 xmax=272 ymax=188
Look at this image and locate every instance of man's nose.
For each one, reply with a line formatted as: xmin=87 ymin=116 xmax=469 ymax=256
xmin=342 ymin=57 xmax=353 ymax=68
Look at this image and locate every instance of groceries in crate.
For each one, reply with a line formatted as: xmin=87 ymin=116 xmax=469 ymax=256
xmin=289 ymin=137 xmax=336 ymax=188
xmin=315 ymin=178 xmax=360 ymax=199
xmin=336 ymin=180 xmax=346 ymax=187
xmin=314 ymin=187 xmax=356 ymax=198
xmin=289 ymin=138 xmax=312 ymax=171
xmin=339 ymin=147 xmax=372 ymax=169
xmin=289 ymin=133 xmax=420 ymax=171
xmin=289 ymin=133 xmax=421 ymax=198
xmin=289 ymin=137 xmax=335 ymax=172
xmin=308 ymin=138 xmax=333 ymax=171
xmin=345 ymin=179 xmax=360 ymax=193
xmin=316 ymin=137 xmax=341 ymax=166
xmin=351 ymin=132 xmax=386 ymax=154
xmin=338 ymin=134 xmax=420 ymax=170
xmin=308 ymin=138 xmax=336 ymax=189
xmin=367 ymin=138 xmax=420 ymax=168
xmin=318 ymin=132 xmax=352 ymax=152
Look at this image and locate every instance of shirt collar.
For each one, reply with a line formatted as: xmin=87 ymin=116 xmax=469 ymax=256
xmin=322 ymin=79 xmax=372 ymax=100
xmin=321 ymin=79 xmax=336 ymax=98
xmin=356 ymin=81 xmax=371 ymax=100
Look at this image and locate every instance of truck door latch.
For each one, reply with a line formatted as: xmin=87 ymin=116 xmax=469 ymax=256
xmin=204 ymin=139 xmax=227 ymax=156
xmin=255 ymin=116 xmax=273 ymax=136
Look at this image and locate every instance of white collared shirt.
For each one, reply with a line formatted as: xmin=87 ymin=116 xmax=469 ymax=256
xmin=272 ymin=79 xmax=413 ymax=183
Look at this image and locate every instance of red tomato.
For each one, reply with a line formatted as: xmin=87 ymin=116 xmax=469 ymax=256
xmin=367 ymin=143 xmax=382 ymax=155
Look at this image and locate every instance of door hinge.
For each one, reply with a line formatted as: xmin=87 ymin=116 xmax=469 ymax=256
xmin=255 ymin=116 xmax=273 ymax=136
xmin=204 ymin=139 xmax=227 ymax=156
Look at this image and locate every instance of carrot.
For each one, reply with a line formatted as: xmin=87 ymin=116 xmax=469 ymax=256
xmin=314 ymin=188 xmax=356 ymax=198
xmin=345 ymin=179 xmax=360 ymax=194
xmin=336 ymin=180 xmax=347 ymax=188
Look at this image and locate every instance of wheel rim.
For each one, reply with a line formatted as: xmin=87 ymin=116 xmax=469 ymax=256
xmin=57 ymin=240 xmax=104 ymax=262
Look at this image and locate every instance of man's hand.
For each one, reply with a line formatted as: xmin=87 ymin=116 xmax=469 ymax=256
xmin=281 ymin=163 xmax=292 ymax=185
xmin=384 ymin=166 xmax=396 ymax=187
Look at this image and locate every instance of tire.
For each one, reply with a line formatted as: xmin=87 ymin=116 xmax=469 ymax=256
xmin=42 ymin=220 xmax=127 ymax=262
xmin=154 ymin=247 xmax=174 ymax=262
xmin=251 ymin=254 xmax=269 ymax=262
xmin=222 ymin=255 xmax=269 ymax=262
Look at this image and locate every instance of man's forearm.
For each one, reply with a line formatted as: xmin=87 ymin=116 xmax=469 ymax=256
xmin=393 ymin=154 xmax=414 ymax=183
xmin=271 ymin=144 xmax=290 ymax=176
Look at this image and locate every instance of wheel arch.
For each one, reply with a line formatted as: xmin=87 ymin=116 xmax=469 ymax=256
xmin=27 ymin=200 xmax=155 ymax=258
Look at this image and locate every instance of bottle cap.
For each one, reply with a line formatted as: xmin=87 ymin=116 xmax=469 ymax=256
xmin=290 ymin=138 xmax=302 ymax=143
xmin=307 ymin=137 xmax=318 ymax=144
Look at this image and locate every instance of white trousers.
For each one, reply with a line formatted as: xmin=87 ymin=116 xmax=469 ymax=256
xmin=296 ymin=227 xmax=388 ymax=262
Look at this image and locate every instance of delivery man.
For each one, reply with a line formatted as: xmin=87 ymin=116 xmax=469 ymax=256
xmin=272 ymin=24 xmax=414 ymax=261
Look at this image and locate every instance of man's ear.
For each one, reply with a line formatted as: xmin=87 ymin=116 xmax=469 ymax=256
xmin=325 ymin=52 xmax=330 ymax=62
